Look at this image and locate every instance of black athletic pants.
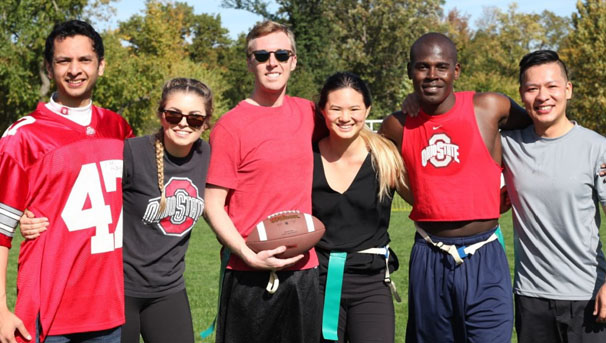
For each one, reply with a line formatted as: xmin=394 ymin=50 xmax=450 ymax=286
xmin=319 ymin=271 xmax=395 ymax=343
xmin=515 ymin=294 xmax=606 ymax=343
xmin=121 ymin=289 xmax=194 ymax=343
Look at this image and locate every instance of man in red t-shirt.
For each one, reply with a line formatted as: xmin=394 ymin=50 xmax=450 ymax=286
xmin=204 ymin=20 xmax=320 ymax=343
xmin=0 ymin=20 xmax=132 ymax=343
xmin=380 ymin=33 xmax=529 ymax=343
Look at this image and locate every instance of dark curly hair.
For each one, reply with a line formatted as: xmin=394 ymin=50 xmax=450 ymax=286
xmin=44 ymin=20 xmax=104 ymax=65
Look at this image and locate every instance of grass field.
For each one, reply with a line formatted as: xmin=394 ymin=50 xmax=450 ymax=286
xmin=5 ymin=202 xmax=606 ymax=342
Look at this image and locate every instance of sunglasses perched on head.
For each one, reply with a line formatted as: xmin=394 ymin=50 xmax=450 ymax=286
xmin=162 ymin=109 xmax=206 ymax=127
xmin=249 ymin=49 xmax=294 ymax=63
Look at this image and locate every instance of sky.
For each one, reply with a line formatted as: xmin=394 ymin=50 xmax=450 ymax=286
xmin=98 ymin=0 xmax=578 ymax=38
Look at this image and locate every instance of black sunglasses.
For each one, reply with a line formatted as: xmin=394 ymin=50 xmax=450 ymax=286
xmin=162 ymin=109 xmax=206 ymax=127
xmin=249 ymin=49 xmax=294 ymax=63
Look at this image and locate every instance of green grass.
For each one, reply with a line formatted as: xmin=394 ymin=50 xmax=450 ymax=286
xmin=6 ymin=207 xmax=606 ymax=342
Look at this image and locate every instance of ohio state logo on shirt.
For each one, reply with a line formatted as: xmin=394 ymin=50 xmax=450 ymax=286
xmin=421 ymin=133 xmax=461 ymax=168
xmin=142 ymin=177 xmax=204 ymax=236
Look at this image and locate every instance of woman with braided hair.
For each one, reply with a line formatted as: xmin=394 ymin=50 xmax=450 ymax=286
xmin=119 ymin=77 xmax=211 ymax=343
xmin=19 ymin=77 xmax=212 ymax=343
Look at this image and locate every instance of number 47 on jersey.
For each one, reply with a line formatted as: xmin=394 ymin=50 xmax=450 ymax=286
xmin=61 ymin=160 xmax=123 ymax=255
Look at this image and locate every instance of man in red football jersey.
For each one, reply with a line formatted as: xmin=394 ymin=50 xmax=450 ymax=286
xmin=0 ymin=20 xmax=133 ymax=343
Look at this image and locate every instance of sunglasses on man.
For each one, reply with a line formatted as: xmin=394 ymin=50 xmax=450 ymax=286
xmin=162 ymin=109 xmax=206 ymax=127
xmin=249 ymin=49 xmax=294 ymax=63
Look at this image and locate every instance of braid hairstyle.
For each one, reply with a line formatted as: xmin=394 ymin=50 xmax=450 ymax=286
xmin=318 ymin=72 xmax=408 ymax=202
xmin=155 ymin=129 xmax=167 ymax=213
xmin=155 ymin=78 xmax=214 ymax=213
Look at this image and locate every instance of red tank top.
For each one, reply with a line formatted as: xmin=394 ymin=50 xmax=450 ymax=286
xmin=402 ymin=91 xmax=501 ymax=221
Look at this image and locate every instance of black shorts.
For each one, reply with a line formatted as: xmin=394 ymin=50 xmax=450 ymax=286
xmin=515 ymin=294 xmax=606 ymax=343
xmin=216 ymin=268 xmax=321 ymax=343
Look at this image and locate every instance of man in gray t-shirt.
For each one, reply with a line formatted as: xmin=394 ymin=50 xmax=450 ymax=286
xmin=502 ymin=50 xmax=606 ymax=343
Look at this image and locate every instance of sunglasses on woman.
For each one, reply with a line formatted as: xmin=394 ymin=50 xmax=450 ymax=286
xmin=249 ymin=49 xmax=294 ymax=63
xmin=162 ymin=109 xmax=206 ymax=127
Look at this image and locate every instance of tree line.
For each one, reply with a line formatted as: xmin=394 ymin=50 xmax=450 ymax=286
xmin=1 ymin=0 xmax=605 ymax=135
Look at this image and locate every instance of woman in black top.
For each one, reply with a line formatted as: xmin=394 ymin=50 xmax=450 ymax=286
xmin=20 ymin=78 xmax=213 ymax=343
xmin=313 ymin=72 xmax=411 ymax=343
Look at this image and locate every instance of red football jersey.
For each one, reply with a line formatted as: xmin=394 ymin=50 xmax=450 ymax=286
xmin=0 ymin=103 xmax=133 ymax=341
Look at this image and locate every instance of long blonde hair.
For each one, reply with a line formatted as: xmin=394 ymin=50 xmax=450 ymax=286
xmin=155 ymin=78 xmax=213 ymax=213
xmin=360 ymin=127 xmax=408 ymax=202
xmin=318 ymin=72 xmax=408 ymax=202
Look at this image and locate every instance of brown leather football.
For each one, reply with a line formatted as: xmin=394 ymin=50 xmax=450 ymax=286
xmin=246 ymin=211 xmax=325 ymax=258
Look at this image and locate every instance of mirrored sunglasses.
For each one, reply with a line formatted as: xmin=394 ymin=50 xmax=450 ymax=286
xmin=162 ymin=109 xmax=206 ymax=127
xmin=250 ymin=49 xmax=294 ymax=63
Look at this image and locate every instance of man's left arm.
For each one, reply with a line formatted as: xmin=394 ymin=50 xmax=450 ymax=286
xmin=498 ymin=96 xmax=532 ymax=131
xmin=595 ymin=206 xmax=606 ymax=323
xmin=595 ymin=150 xmax=606 ymax=322
xmin=474 ymin=92 xmax=531 ymax=131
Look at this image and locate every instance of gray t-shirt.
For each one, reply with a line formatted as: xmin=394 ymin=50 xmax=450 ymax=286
xmin=502 ymin=123 xmax=606 ymax=300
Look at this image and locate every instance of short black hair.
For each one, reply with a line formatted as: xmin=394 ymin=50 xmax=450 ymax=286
xmin=519 ymin=50 xmax=568 ymax=84
xmin=44 ymin=20 xmax=104 ymax=65
xmin=317 ymin=72 xmax=372 ymax=110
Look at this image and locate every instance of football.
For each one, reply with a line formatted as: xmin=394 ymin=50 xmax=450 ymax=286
xmin=246 ymin=211 xmax=325 ymax=258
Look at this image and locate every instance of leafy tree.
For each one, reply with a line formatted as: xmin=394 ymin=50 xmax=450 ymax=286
xmin=560 ymin=0 xmax=606 ymax=134
xmin=275 ymin=0 xmax=341 ymax=91
xmin=326 ymin=0 xmax=443 ymax=117
xmin=96 ymin=0 xmax=228 ymax=135
xmin=215 ymin=34 xmax=255 ymax=108
xmin=186 ymin=14 xmax=249 ymax=109
xmin=189 ymin=13 xmax=231 ymax=66
xmin=452 ymin=4 xmax=571 ymax=101
xmin=222 ymin=0 xmax=276 ymax=19
xmin=443 ymin=8 xmax=472 ymax=50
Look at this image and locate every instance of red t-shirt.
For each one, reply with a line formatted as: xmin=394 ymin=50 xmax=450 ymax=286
xmin=402 ymin=91 xmax=501 ymax=221
xmin=207 ymin=96 xmax=318 ymax=271
xmin=0 ymin=103 xmax=133 ymax=341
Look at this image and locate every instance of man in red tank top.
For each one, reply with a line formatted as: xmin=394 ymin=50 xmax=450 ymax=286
xmin=380 ymin=33 xmax=529 ymax=343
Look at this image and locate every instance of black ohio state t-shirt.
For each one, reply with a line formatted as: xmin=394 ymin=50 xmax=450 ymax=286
xmin=122 ymin=135 xmax=210 ymax=297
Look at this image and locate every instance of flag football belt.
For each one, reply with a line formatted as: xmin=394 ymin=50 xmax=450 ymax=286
xmin=415 ymin=225 xmax=502 ymax=265
xmin=357 ymin=246 xmax=401 ymax=303
xmin=322 ymin=246 xmax=400 ymax=341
